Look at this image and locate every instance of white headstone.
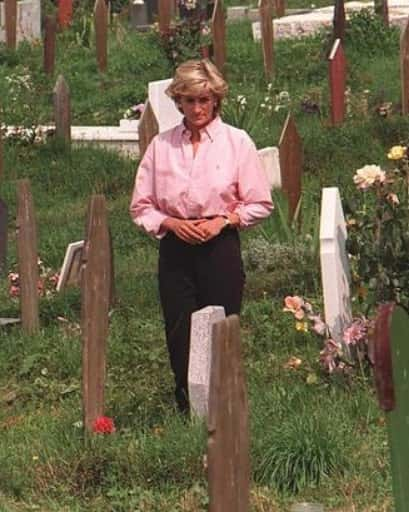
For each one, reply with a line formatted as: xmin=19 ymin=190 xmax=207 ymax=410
xmin=258 ymin=146 xmax=281 ymax=189
xmin=188 ymin=305 xmax=225 ymax=419
xmin=148 ymin=78 xmax=183 ymax=133
xmin=319 ymin=187 xmax=352 ymax=347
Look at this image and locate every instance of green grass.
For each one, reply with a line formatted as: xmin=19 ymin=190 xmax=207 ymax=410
xmin=0 ymin=7 xmax=403 ymax=511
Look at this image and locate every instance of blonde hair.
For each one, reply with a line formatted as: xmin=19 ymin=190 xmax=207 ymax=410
xmin=166 ymin=59 xmax=228 ymax=114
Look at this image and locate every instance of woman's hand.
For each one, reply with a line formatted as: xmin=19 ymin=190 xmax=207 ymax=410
xmin=161 ymin=217 xmax=206 ymax=244
xmin=195 ymin=217 xmax=226 ymax=241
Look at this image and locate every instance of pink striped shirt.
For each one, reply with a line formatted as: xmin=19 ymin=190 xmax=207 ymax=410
xmin=130 ymin=116 xmax=273 ymax=239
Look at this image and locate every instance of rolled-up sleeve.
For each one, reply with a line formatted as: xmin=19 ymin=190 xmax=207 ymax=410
xmin=233 ymin=133 xmax=274 ymax=228
xmin=129 ymin=139 xmax=168 ymax=239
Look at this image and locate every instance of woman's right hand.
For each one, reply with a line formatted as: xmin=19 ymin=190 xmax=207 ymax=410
xmin=161 ymin=217 xmax=206 ymax=244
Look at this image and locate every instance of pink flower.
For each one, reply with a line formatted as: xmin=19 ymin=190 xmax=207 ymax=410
xmin=319 ymin=339 xmax=341 ymax=373
xmin=92 ymin=416 xmax=116 ymax=434
xmin=343 ymin=319 xmax=367 ymax=346
xmin=309 ymin=314 xmax=327 ymax=336
xmin=9 ymin=285 xmax=20 ymax=297
xmin=283 ymin=296 xmax=305 ymax=319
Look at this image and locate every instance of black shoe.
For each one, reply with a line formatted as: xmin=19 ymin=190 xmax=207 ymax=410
xmin=175 ymin=387 xmax=190 ymax=416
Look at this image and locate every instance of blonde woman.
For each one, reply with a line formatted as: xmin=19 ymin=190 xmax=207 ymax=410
xmin=130 ymin=59 xmax=273 ymax=414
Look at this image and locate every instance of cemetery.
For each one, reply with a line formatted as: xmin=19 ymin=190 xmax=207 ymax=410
xmin=1 ymin=0 xmax=409 ymax=510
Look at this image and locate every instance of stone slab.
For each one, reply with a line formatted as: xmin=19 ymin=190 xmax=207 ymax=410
xmin=0 ymin=0 xmax=40 ymax=43
xmin=258 ymin=146 xmax=281 ymax=189
xmin=188 ymin=305 xmax=226 ymax=419
xmin=148 ymin=78 xmax=182 ymax=133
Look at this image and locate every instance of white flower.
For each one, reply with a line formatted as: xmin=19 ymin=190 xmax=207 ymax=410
xmin=353 ymin=165 xmax=386 ymax=190
xmin=237 ymin=95 xmax=247 ymax=106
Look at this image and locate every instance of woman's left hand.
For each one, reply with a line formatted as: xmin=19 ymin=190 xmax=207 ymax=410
xmin=196 ymin=217 xmax=226 ymax=241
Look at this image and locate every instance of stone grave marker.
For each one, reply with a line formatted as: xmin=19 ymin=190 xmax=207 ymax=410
xmin=333 ymin=0 xmax=345 ymax=41
xmin=375 ymin=0 xmax=389 ymax=26
xmin=56 ymin=240 xmax=84 ymax=291
xmin=148 ymin=78 xmax=182 ymax=133
xmin=129 ymin=0 xmax=149 ymax=29
xmin=278 ymin=113 xmax=302 ymax=219
xmin=82 ymin=195 xmax=111 ymax=432
xmin=58 ymin=0 xmax=72 ymax=28
xmin=188 ymin=305 xmax=226 ymax=419
xmin=138 ymin=100 xmax=159 ymax=158
xmin=212 ymin=0 xmax=226 ymax=74
xmin=94 ymin=0 xmax=108 ymax=73
xmin=53 ymin=75 xmax=71 ymax=145
xmin=258 ymin=147 xmax=281 ymax=189
xmin=208 ymin=315 xmax=250 ymax=512
xmin=5 ymin=0 xmax=17 ymax=49
xmin=43 ymin=15 xmax=56 ymax=75
xmin=328 ymin=38 xmax=346 ymax=126
xmin=16 ymin=179 xmax=39 ymax=334
xmin=259 ymin=0 xmax=274 ymax=80
xmin=319 ymin=187 xmax=352 ymax=348
xmin=401 ymin=17 xmax=409 ymax=115
xmin=373 ymin=303 xmax=409 ymax=512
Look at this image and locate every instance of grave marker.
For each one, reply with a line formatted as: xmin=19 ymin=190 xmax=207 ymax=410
xmin=56 ymin=240 xmax=84 ymax=291
xmin=188 ymin=305 xmax=226 ymax=419
xmin=258 ymin=147 xmax=281 ymax=189
xmin=333 ymin=0 xmax=345 ymax=41
xmin=278 ymin=113 xmax=302 ymax=219
xmin=374 ymin=0 xmax=389 ymax=27
xmin=212 ymin=0 xmax=226 ymax=74
xmin=319 ymin=187 xmax=352 ymax=348
xmin=401 ymin=18 xmax=409 ymax=115
xmin=0 ymin=129 xmax=6 ymax=275
xmin=148 ymin=78 xmax=183 ymax=132
xmin=208 ymin=315 xmax=250 ymax=512
xmin=158 ymin=0 xmax=172 ymax=34
xmin=94 ymin=0 xmax=108 ymax=73
xmin=81 ymin=195 xmax=111 ymax=432
xmin=259 ymin=0 xmax=274 ymax=80
xmin=16 ymin=180 xmax=39 ymax=334
xmin=43 ymin=15 xmax=56 ymax=75
xmin=5 ymin=0 xmax=17 ymax=49
xmin=53 ymin=75 xmax=71 ymax=145
xmin=58 ymin=0 xmax=73 ymax=28
xmin=328 ymin=38 xmax=346 ymax=126
xmin=274 ymin=0 xmax=285 ymax=18
xmin=373 ymin=303 xmax=409 ymax=512
xmin=138 ymin=100 xmax=159 ymax=158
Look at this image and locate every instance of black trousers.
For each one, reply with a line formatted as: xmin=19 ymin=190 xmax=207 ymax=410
xmin=158 ymin=229 xmax=245 ymax=410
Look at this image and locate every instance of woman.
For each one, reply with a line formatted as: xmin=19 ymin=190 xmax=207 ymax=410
xmin=130 ymin=59 xmax=273 ymax=413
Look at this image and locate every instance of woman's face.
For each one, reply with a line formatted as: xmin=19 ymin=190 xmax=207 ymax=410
xmin=178 ymin=90 xmax=217 ymax=131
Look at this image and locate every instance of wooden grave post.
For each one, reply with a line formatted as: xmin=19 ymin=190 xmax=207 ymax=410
xmin=0 ymin=130 xmax=7 ymax=275
xmin=94 ymin=0 xmax=108 ymax=73
xmin=5 ymin=0 xmax=17 ymax=50
xmin=158 ymin=0 xmax=172 ymax=34
xmin=274 ymin=0 xmax=285 ymax=18
xmin=333 ymin=0 xmax=345 ymax=42
xmin=53 ymin=75 xmax=71 ymax=145
xmin=208 ymin=315 xmax=250 ymax=512
xmin=212 ymin=0 xmax=226 ymax=74
xmin=328 ymin=38 xmax=346 ymax=126
xmin=259 ymin=0 xmax=274 ymax=81
xmin=401 ymin=18 xmax=409 ymax=115
xmin=374 ymin=0 xmax=389 ymax=27
xmin=372 ymin=303 xmax=409 ymax=511
xmin=278 ymin=113 xmax=303 ymax=220
xmin=44 ymin=15 xmax=57 ymax=76
xmin=58 ymin=0 xmax=73 ymax=29
xmin=81 ymin=195 xmax=112 ymax=432
xmin=16 ymin=180 xmax=39 ymax=334
xmin=138 ymin=100 xmax=159 ymax=159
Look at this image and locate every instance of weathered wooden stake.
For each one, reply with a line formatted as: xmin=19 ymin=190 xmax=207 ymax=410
xmin=373 ymin=303 xmax=409 ymax=512
xmin=138 ymin=100 xmax=159 ymax=159
xmin=259 ymin=0 xmax=274 ymax=81
xmin=158 ymin=0 xmax=172 ymax=34
xmin=208 ymin=315 xmax=250 ymax=512
xmin=94 ymin=0 xmax=108 ymax=73
xmin=278 ymin=113 xmax=303 ymax=220
xmin=81 ymin=195 xmax=111 ymax=432
xmin=0 ymin=127 xmax=7 ymax=276
xmin=16 ymin=180 xmax=39 ymax=334
xmin=274 ymin=0 xmax=285 ymax=18
xmin=374 ymin=0 xmax=389 ymax=27
xmin=58 ymin=0 xmax=73 ymax=29
xmin=212 ymin=0 xmax=226 ymax=74
xmin=53 ymin=75 xmax=71 ymax=145
xmin=5 ymin=0 xmax=17 ymax=50
xmin=43 ymin=15 xmax=57 ymax=76
xmin=400 ymin=18 xmax=409 ymax=115
xmin=333 ymin=0 xmax=345 ymax=41
xmin=328 ymin=38 xmax=346 ymax=126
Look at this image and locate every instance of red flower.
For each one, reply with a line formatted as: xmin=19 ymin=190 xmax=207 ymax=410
xmin=92 ymin=416 xmax=116 ymax=434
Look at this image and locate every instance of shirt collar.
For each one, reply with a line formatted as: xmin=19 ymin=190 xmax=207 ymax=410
xmin=178 ymin=115 xmax=223 ymax=142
